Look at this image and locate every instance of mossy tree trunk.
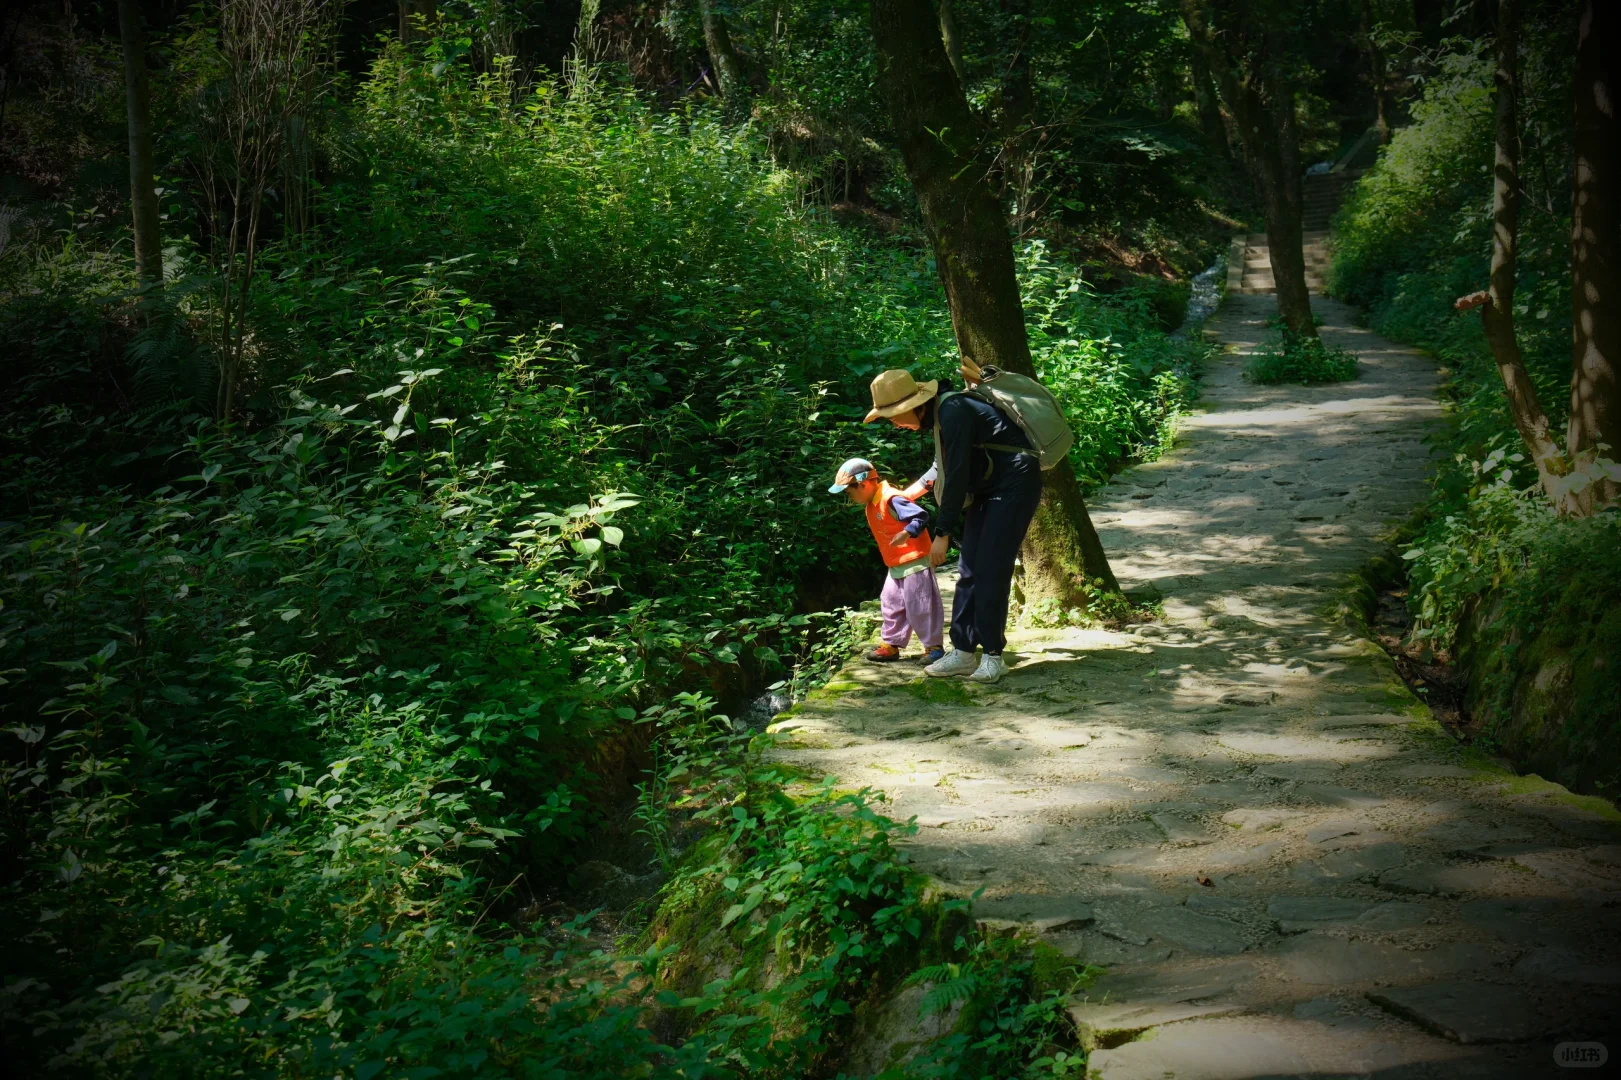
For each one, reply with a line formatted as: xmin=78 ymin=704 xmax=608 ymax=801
xmin=1180 ymin=0 xmax=1316 ymax=339
xmin=117 ymin=0 xmax=161 ymax=287
xmin=700 ymin=0 xmax=748 ymax=109
xmin=1566 ymin=0 xmax=1620 ymax=511
xmin=868 ymin=0 xmax=1120 ymax=604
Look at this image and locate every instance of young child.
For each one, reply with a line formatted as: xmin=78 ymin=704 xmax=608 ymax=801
xmin=828 ymin=457 xmax=945 ymax=664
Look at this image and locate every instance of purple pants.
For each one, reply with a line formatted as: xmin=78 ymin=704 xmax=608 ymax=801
xmin=881 ymin=566 xmax=944 ymax=649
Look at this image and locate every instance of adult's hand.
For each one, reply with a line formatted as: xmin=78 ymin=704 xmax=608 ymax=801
xmin=960 ymin=357 xmax=984 ymax=386
xmin=929 ymin=533 xmax=951 ymax=567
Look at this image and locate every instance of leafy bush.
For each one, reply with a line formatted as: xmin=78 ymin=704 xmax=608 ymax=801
xmin=1243 ymin=331 xmax=1358 ymax=385
xmin=0 ymin=35 xmax=1186 ymax=1076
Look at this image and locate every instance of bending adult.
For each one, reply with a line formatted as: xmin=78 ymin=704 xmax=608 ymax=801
xmin=864 ymin=367 xmax=1041 ymax=684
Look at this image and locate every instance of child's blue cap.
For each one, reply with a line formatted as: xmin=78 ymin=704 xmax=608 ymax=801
xmin=828 ymin=457 xmax=876 ymax=494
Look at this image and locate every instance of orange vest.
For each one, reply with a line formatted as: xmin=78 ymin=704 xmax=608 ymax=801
xmin=866 ymin=481 xmax=932 ymax=568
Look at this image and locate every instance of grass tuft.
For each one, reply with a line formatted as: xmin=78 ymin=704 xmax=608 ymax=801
xmin=1245 ymin=331 xmax=1359 ymax=385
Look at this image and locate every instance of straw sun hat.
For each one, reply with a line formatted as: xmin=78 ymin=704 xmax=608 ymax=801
xmin=863 ymin=369 xmax=940 ymax=424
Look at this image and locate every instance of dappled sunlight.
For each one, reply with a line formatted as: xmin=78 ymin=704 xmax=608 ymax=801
xmin=775 ymin=287 xmax=1621 ymax=1076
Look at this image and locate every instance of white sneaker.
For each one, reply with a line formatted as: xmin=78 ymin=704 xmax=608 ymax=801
xmin=925 ymin=648 xmax=979 ymax=678
xmin=970 ymin=653 xmax=1008 ymax=684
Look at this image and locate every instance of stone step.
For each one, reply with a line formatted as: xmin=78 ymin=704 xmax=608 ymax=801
xmin=1086 ymin=1014 xmax=1512 ymax=1078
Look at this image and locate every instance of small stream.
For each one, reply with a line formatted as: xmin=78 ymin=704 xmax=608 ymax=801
xmin=1172 ymin=255 xmax=1226 ymax=338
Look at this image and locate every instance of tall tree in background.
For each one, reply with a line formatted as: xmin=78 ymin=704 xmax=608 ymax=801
xmin=1566 ymin=0 xmax=1620 ymax=511
xmin=1359 ymin=0 xmax=1391 ymax=145
xmin=868 ymin=0 xmax=1120 ymax=605
xmin=116 ymin=0 xmax=160 ymax=286
xmin=1455 ymin=0 xmax=1566 ymax=501
xmin=1180 ymin=0 xmax=1316 ymax=339
xmin=1188 ymin=45 xmax=1232 ymax=159
xmin=399 ymin=0 xmax=438 ymax=44
xmin=699 ymin=0 xmax=747 ymax=105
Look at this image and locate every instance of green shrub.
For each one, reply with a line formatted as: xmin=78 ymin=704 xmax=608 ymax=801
xmin=1244 ymin=331 xmax=1358 ymax=385
xmin=0 ymin=34 xmax=1191 ymax=1076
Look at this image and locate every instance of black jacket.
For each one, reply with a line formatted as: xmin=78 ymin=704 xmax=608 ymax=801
xmin=917 ymin=391 xmax=1032 ymax=539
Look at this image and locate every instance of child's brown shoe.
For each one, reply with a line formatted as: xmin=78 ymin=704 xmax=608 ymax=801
xmin=866 ymin=643 xmax=901 ymax=662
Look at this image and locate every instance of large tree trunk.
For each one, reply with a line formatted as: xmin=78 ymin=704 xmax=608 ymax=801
xmin=117 ymin=0 xmax=161 ymax=287
xmin=1566 ymin=0 xmax=1620 ymax=511
xmin=1180 ymin=0 xmax=1316 ymax=338
xmin=1360 ymin=0 xmax=1391 ymax=145
xmin=700 ymin=0 xmax=747 ymax=107
xmin=869 ymin=0 xmax=1119 ymax=603
xmin=1189 ymin=45 xmax=1231 ymax=159
xmin=1472 ymin=0 xmax=1565 ymax=497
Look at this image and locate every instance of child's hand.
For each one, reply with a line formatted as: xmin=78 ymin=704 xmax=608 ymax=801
xmin=889 ymin=531 xmax=913 ymax=547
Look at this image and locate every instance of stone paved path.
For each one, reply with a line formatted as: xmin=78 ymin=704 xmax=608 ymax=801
xmin=774 ymin=294 xmax=1621 ymax=1077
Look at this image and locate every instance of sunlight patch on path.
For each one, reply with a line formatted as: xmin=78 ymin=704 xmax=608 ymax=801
xmin=773 ymin=293 xmax=1620 ymax=1077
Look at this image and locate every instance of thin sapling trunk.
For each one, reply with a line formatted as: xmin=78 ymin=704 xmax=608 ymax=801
xmin=117 ymin=0 xmax=161 ymax=287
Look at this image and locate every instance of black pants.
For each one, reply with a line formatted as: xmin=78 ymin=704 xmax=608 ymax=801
xmin=950 ymin=454 xmax=1042 ymax=655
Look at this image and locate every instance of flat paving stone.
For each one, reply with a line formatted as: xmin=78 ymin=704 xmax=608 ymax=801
xmin=1080 ymin=958 xmax=1258 ymax=1006
xmin=1510 ymin=851 xmax=1621 ymax=893
xmin=1298 ymin=783 xmax=1387 ymax=809
xmin=1149 ymin=811 xmax=1211 ymax=846
xmin=1067 ymin=1000 xmax=1244 ymax=1051
xmin=1379 ymin=861 xmax=1503 ymax=897
xmin=1311 ymin=713 xmax=1415 ymax=730
xmin=1185 ymin=893 xmax=1248 ymax=917
xmin=1220 ymin=807 xmax=1294 ymax=831
xmin=1255 ymin=762 xmax=1343 ymax=783
xmin=1317 ymin=841 xmax=1410 ymax=881
xmin=1291 ymin=995 xmax=1381 ymax=1029
xmin=1390 ymin=762 xmax=1475 ymax=779
xmin=1418 ymin=822 xmax=1533 ymax=853
xmin=1087 ymin=1013 xmax=1504 ymax=1079
xmin=1193 ymin=780 xmax=1263 ymax=802
xmin=1357 ymin=901 xmax=1432 ymax=930
xmin=1368 ymin=980 xmax=1554 ymax=1044
xmin=1199 ymin=839 xmax=1288 ymax=870
xmin=1142 ymin=906 xmax=1249 ymax=955
xmin=1271 ymin=936 xmax=1496 ymax=984
xmin=1218 ymin=733 xmax=1332 ymax=757
xmin=1458 ymin=898 xmax=1574 ymax=947
xmin=1268 ymin=895 xmax=1373 ymax=932
xmin=972 ymin=893 xmax=1095 ymax=934
xmin=1511 ymin=946 xmax=1621 ymax=985
xmin=1306 ymin=818 xmax=1367 ymax=843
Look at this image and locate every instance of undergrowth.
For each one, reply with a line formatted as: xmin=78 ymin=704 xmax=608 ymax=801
xmin=1243 ymin=330 xmax=1358 ymax=385
xmin=1329 ymin=10 xmax=1619 ymax=792
xmin=0 ymin=35 xmax=1151 ymax=1077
